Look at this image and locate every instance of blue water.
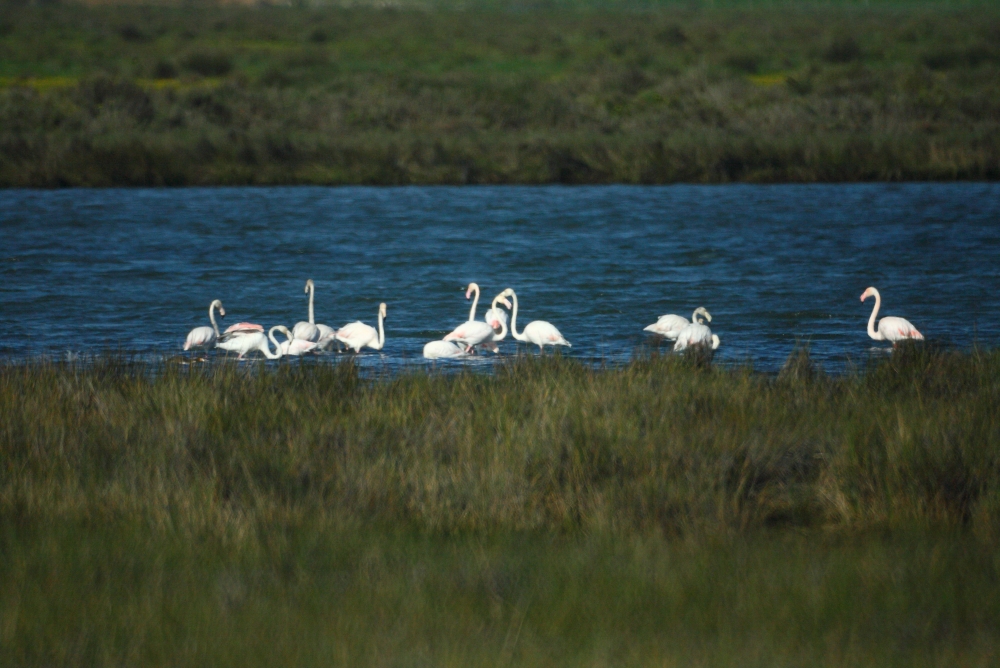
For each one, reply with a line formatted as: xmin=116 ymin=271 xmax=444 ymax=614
xmin=2 ymin=184 xmax=999 ymax=372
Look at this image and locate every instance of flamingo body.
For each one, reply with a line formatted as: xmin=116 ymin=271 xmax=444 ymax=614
xmin=184 ymin=299 xmax=225 ymax=351
xmin=860 ymin=287 xmax=923 ymax=344
xmin=217 ymin=327 xmax=284 ymax=360
xmin=334 ymin=303 xmax=387 ymax=353
xmin=673 ymin=322 xmax=720 ymax=352
xmin=423 ymin=340 xmax=469 ymax=359
xmin=443 ymin=320 xmax=496 ymax=349
xmin=645 ymin=307 xmax=711 ymax=340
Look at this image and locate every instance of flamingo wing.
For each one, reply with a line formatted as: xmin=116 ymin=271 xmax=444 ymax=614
xmin=335 ymin=321 xmax=376 ymax=351
xmin=879 ymin=316 xmax=924 ymax=342
xmin=443 ymin=321 xmax=495 ymax=347
xmin=292 ymin=321 xmax=320 ymax=342
xmin=423 ymin=340 xmax=468 ymax=359
xmin=224 ymin=322 xmax=264 ymax=334
xmin=184 ymin=326 xmax=216 ymax=350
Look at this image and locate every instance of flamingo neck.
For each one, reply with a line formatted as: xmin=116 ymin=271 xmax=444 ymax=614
xmin=492 ymin=296 xmax=508 ymax=341
xmin=468 ymin=285 xmax=480 ymax=322
xmin=264 ymin=328 xmax=284 ymax=359
xmin=308 ymin=282 xmax=315 ymax=324
xmin=373 ymin=310 xmax=385 ymax=350
xmin=867 ymin=290 xmax=883 ymax=341
xmin=209 ymin=302 xmax=220 ymax=337
xmin=691 ymin=308 xmax=701 ymax=324
xmin=508 ymin=291 xmax=527 ymax=342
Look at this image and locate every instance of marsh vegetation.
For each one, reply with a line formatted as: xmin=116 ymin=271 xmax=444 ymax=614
xmin=2 ymin=348 xmax=999 ymax=665
xmin=1 ymin=1 xmax=999 ymax=185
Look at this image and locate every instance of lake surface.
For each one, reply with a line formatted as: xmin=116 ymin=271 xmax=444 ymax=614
xmin=3 ymin=184 xmax=999 ymax=372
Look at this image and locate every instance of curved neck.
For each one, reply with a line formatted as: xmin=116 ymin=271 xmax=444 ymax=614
xmin=209 ymin=302 xmax=220 ymax=337
xmin=492 ymin=296 xmax=508 ymax=340
xmin=691 ymin=308 xmax=702 ymax=324
xmin=264 ymin=328 xmax=284 ymax=359
xmin=867 ymin=291 xmax=883 ymax=340
xmin=508 ymin=291 xmax=527 ymax=341
xmin=307 ymin=282 xmax=315 ymax=324
xmin=468 ymin=285 xmax=480 ymax=322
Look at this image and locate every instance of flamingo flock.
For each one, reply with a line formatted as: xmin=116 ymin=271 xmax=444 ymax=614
xmin=184 ymin=281 xmax=924 ymax=360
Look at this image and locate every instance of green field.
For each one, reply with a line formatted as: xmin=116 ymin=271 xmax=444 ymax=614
xmin=1 ymin=1 xmax=999 ymax=185
xmin=3 ymin=348 xmax=999 ymax=665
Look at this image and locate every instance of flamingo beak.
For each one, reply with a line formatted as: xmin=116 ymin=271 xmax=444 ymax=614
xmin=501 ymin=298 xmax=511 ymax=309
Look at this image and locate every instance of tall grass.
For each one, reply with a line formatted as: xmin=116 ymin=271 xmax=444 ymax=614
xmin=1 ymin=2 xmax=999 ymax=185
xmin=3 ymin=348 xmax=1000 ymax=665
xmin=3 ymin=348 xmax=999 ymax=536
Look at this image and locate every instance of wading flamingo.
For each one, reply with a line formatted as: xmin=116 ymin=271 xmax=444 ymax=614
xmin=422 ymin=340 xmax=470 ymax=359
xmin=216 ymin=325 xmax=285 ymax=360
xmin=501 ymin=288 xmax=571 ymax=353
xmin=860 ymin=287 xmax=923 ymax=344
xmin=275 ymin=325 xmax=320 ymax=356
xmin=673 ymin=321 xmax=720 ymax=352
xmin=644 ymin=307 xmax=711 ymax=340
xmin=184 ymin=299 xmax=225 ymax=350
xmin=443 ymin=283 xmax=508 ymax=353
xmin=334 ymin=303 xmax=387 ymax=353
xmin=293 ymin=279 xmax=334 ymax=342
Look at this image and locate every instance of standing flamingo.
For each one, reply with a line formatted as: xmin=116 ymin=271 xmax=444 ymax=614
xmin=184 ymin=299 xmax=225 ymax=351
xmin=860 ymin=287 xmax=923 ymax=344
xmin=293 ymin=279 xmax=334 ymax=342
xmin=501 ymin=288 xmax=571 ymax=353
xmin=644 ymin=307 xmax=711 ymax=340
xmin=673 ymin=320 xmax=720 ymax=352
xmin=334 ymin=303 xmax=387 ymax=353
xmin=216 ymin=325 xmax=285 ymax=360
xmin=443 ymin=284 xmax=511 ymax=353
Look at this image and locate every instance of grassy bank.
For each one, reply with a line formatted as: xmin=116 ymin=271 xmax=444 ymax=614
xmin=2 ymin=349 xmax=1000 ymax=665
xmin=1 ymin=2 xmax=999 ymax=186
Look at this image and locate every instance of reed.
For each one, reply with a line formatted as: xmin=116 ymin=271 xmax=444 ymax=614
xmin=2 ymin=348 xmax=999 ymax=666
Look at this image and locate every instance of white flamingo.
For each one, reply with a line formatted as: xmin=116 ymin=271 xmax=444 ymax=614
xmin=673 ymin=321 xmax=720 ymax=352
xmin=861 ymin=287 xmax=924 ymax=344
xmin=502 ymin=288 xmax=571 ymax=353
xmin=216 ymin=325 xmax=285 ymax=360
xmin=422 ymin=340 xmax=470 ymax=359
xmin=334 ymin=303 xmax=387 ymax=353
xmin=275 ymin=325 xmax=320 ymax=356
xmin=184 ymin=299 xmax=225 ymax=350
xmin=644 ymin=307 xmax=711 ymax=340
xmin=443 ymin=283 xmax=506 ymax=353
xmin=292 ymin=279 xmax=334 ymax=342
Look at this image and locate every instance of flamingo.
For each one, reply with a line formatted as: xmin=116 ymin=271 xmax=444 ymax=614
xmin=502 ymin=288 xmax=571 ymax=353
xmin=274 ymin=325 xmax=320 ymax=356
xmin=861 ymin=287 xmax=923 ymax=344
xmin=334 ymin=303 xmax=387 ymax=353
xmin=184 ymin=299 xmax=225 ymax=350
xmin=444 ymin=283 xmax=510 ymax=352
xmin=644 ymin=307 xmax=711 ymax=340
xmin=293 ymin=279 xmax=334 ymax=342
xmin=673 ymin=320 xmax=720 ymax=352
xmin=422 ymin=340 xmax=470 ymax=359
xmin=216 ymin=325 xmax=285 ymax=360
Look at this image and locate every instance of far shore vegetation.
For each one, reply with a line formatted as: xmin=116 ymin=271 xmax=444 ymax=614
xmin=1 ymin=0 xmax=999 ymax=186
xmin=2 ymin=347 xmax=1000 ymax=664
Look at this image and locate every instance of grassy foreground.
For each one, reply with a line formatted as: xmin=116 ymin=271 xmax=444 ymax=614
xmin=1 ymin=1 xmax=999 ymax=186
xmin=2 ymin=348 xmax=1000 ymax=665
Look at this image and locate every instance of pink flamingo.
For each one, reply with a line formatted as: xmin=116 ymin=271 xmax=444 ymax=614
xmin=501 ymin=288 xmax=571 ymax=353
xmin=861 ymin=287 xmax=924 ymax=344
xmin=184 ymin=299 xmax=225 ymax=351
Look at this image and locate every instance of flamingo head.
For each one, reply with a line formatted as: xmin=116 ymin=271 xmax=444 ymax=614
xmin=275 ymin=325 xmax=292 ymax=338
xmin=211 ymin=299 xmax=226 ymax=317
xmin=465 ymin=283 xmax=480 ymax=300
xmin=379 ymin=303 xmax=387 ymax=319
xmin=305 ymin=279 xmax=314 ymax=292
xmin=860 ymin=286 xmax=878 ymax=302
xmin=501 ymin=288 xmax=514 ymax=299
xmin=499 ymin=297 xmax=512 ymax=310
xmin=694 ymin=307 xmax=712 ymax=323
